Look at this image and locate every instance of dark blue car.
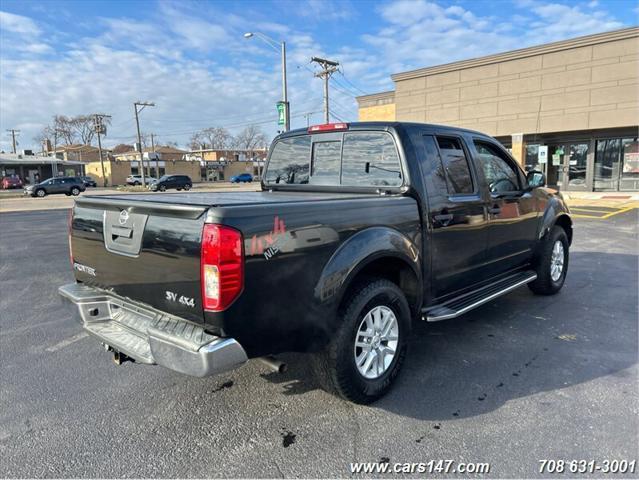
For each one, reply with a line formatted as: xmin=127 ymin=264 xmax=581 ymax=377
xmin=230 ymin=173 xmax=253 ymax=183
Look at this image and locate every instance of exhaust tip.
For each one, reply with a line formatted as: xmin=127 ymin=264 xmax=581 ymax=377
xmin=258 ymin=355 xmax=287 ymax=374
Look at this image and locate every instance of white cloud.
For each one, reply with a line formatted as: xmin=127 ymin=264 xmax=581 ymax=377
xmin=0 ymin=10 xmax=41 ymax=35
xmin=362 ymin=0 xmax=626 ymax=75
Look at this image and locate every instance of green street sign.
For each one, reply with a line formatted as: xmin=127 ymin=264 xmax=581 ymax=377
xmin=277 ymin=102 xmax=286 ymax=126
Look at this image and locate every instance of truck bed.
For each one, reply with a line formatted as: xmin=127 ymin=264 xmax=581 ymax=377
xmin=90 ymin=190 xmax=380 ymax=207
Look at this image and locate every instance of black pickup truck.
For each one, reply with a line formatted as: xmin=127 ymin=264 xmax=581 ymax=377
xmin=59 ymin=122 xmax=572 ymax=403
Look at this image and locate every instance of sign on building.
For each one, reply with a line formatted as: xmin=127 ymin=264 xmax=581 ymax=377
xmin=538 ymin=145 xmax=548 ymax=164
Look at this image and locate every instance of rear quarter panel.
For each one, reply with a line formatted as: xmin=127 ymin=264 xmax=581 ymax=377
xmin=206 ymin=195 xmax=421 ymax=357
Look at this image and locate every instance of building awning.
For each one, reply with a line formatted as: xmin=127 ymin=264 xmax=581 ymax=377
xmin=0 ymin=154 xmax=84 ymax=166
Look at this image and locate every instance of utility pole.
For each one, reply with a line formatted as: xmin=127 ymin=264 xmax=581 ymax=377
xmin=6 ymin=129 xmax=20 ymax=153
xmin=93 ymin=114 xmax=111 ymax=187
xmin=134 ymin=101 xmax=155 ymax=187
xmin=310 ymin=57 xmax=339 ymax=124
xmin=151 ymin=133 xmax=159 ymax=178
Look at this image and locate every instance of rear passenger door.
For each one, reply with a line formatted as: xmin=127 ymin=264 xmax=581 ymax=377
xmin=471 ymin=139 xmax=538 ymax=275
xmin=420 ymin=134 xmax=490 ymax=299
xmin=53 ymin=178 xmax=66 ymax=193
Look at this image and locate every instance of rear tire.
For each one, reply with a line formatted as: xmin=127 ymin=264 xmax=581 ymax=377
xmin=312 ymin=278 xmax=410 ymax=404
xmin=528 ymin=226 xmax=569 ymax=295
xmin=184 ymin=184 xmax=191 ymax=191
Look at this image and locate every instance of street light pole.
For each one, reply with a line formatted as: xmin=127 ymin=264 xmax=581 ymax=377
xmin=133 ymin=101 xmax=154 ymax=187
xmin=245 ymin=32 xmax=289 ymax=131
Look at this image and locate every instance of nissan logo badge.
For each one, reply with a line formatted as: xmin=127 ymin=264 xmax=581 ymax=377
xmin=119 ymin=210 xmax=130 ymax=225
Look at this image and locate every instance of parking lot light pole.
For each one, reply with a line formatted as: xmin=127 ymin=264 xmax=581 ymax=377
xmin=244 ymin=32 xmax=289 ymax=131
xmin=133 ymin=101 xmax=155 ymax=187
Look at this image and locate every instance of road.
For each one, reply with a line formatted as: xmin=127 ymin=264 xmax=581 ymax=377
xmin=0 ymin=208 xmax=637 ymax=478
xmin=0 ymin=183 xmax=259 ymax=213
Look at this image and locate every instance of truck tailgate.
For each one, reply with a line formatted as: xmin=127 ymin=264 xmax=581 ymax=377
xmin=70 ymin=196 xmax=208 ymax=324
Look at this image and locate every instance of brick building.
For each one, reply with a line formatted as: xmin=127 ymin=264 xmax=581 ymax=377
xmin=357 ymin=27 xmax=639 ymax=192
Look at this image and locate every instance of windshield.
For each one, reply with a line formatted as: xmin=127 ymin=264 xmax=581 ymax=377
xmin=264 ymin=132 xmax=402 ymax=187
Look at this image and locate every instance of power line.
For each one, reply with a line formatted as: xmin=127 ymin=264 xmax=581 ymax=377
xmin=337 ymin=69 xmax=368 ymax=96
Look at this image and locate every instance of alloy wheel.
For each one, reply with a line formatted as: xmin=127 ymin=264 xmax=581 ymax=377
xmin=353 ymin=305 xmax=399 ymax=379
xmin=550 ymin=240 xmax=564 ymax=282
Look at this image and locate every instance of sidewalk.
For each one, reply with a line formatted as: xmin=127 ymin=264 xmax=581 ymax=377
xmin=561 ymin=191 xmax=639 ymax=208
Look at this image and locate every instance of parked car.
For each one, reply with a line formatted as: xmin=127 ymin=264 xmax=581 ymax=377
xmin=149 ymin=175 xmax=192 ymax=192
xmin=81 ymin=176 xmax=97 ymax=187
xmin=24 ymin=176 xmax=86 ymax=197
xmin=126 ymin=175 xmax=143 ymax=186
xmin=230 ymin=173 xmax=253 ymax=183
xmin=60 ymin=122 xmax=572 ymax=404
xmin=1 ymin=176 xmax=23 ymax=189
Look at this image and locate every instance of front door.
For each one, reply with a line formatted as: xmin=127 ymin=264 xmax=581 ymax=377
xmin=545 ymin=143 xmax=590 ymax=191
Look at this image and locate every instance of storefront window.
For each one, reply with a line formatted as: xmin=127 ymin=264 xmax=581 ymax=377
xmin=525 ymin=144 xmax=541 ymax=171
xmin=620 ymin=138 xmax=639 ymax=190
xmin=594 ymin=137 xmax=639 ymax=191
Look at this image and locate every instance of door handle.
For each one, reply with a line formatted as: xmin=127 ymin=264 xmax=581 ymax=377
xmin=433 ymin=213 xmax=454 ymax=226
xmin=487 ymin=204 xmax=501 ymax=215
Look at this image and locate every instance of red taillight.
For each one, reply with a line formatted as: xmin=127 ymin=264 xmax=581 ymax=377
xmin=68 ymin=207 xmax=74 ymax=267
xmin=201 ymin=224 xmax=244 ymax=312
xmin=308 ymin=123 xmax=349 ymax=133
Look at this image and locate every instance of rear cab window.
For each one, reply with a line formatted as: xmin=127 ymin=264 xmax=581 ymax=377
xmin=265 ymin=131 xmax=403 ymax=187
xmin=435 ymin=136 xmax=474 ymax=194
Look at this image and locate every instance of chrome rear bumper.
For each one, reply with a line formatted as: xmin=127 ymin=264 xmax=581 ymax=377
xmin=58 ymin=283 xmax=247 ymax=377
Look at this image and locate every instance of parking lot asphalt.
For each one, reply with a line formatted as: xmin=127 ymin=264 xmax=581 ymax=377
xmin=0 ymin=208 xmax=637 ymax=478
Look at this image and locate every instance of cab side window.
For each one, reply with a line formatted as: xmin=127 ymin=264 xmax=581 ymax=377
xmin=436 ymin=136 xmax=474 ymax=194
xmin=474 ymin=141 xmax=521 ymax=193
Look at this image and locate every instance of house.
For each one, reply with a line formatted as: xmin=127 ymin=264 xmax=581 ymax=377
xmin=49 ymin=144 xmax=104 ymax=162
xmin=184 ymin=148 xmax=267 ymax=181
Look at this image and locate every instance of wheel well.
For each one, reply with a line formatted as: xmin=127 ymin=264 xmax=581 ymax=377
xmin=341 ymin=256 xmax=421 ymax=318
xmin=555 ymin=215 xmax=573 ymax=245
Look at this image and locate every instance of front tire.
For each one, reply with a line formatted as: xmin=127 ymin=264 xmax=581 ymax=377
xmin=528 ymin=226 xmax=569 ymax=295
xmin=159 ymin=185 xmax=166 ymax=192
xmin=313 ymin=278 xmax=410 ymax=404
xmin=36 ymin=189 xmax=46 ymax=197
xmin=71 ymin=187 xmax=80 ymax=196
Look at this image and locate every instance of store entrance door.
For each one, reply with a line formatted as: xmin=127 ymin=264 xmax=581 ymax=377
xmin=545 ymin=143 xmax=589 ymax=191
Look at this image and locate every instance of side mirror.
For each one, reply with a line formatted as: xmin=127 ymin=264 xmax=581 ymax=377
xmin=526 ymin=170 xmax=545 ymax=189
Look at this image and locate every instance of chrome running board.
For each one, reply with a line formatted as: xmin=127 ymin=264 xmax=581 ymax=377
xmin=422 ymin=271 xmax=537 ymax=322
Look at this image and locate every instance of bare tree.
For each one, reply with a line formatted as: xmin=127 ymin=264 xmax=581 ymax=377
xmin=52 ymin=115 xmax=76 ymax=145
xmin=189 ymin=127 xmax=233 ymax=151
xmin=33 ymin=125 xmax=55 ymax=149
xmin=70 ymin=115 xmax=99 ymax=145
xmin=232 ymin=125 xmax=268 ymax=151
xmin=38 ymin=114 xmax=112 ymax=147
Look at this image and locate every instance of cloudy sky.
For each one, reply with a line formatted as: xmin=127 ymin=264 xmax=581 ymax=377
xmin=0 ymin=0 xmax=636 ymax=152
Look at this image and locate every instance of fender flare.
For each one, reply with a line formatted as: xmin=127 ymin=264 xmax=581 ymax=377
xmin=314 ymin=226 xmax=421 ymax=310
xmin=539 ymin=198 xmax=572 ymax=244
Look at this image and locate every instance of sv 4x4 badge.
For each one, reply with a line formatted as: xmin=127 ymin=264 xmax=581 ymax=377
xmin=165 ymin=290 xmax=195 ymax=308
